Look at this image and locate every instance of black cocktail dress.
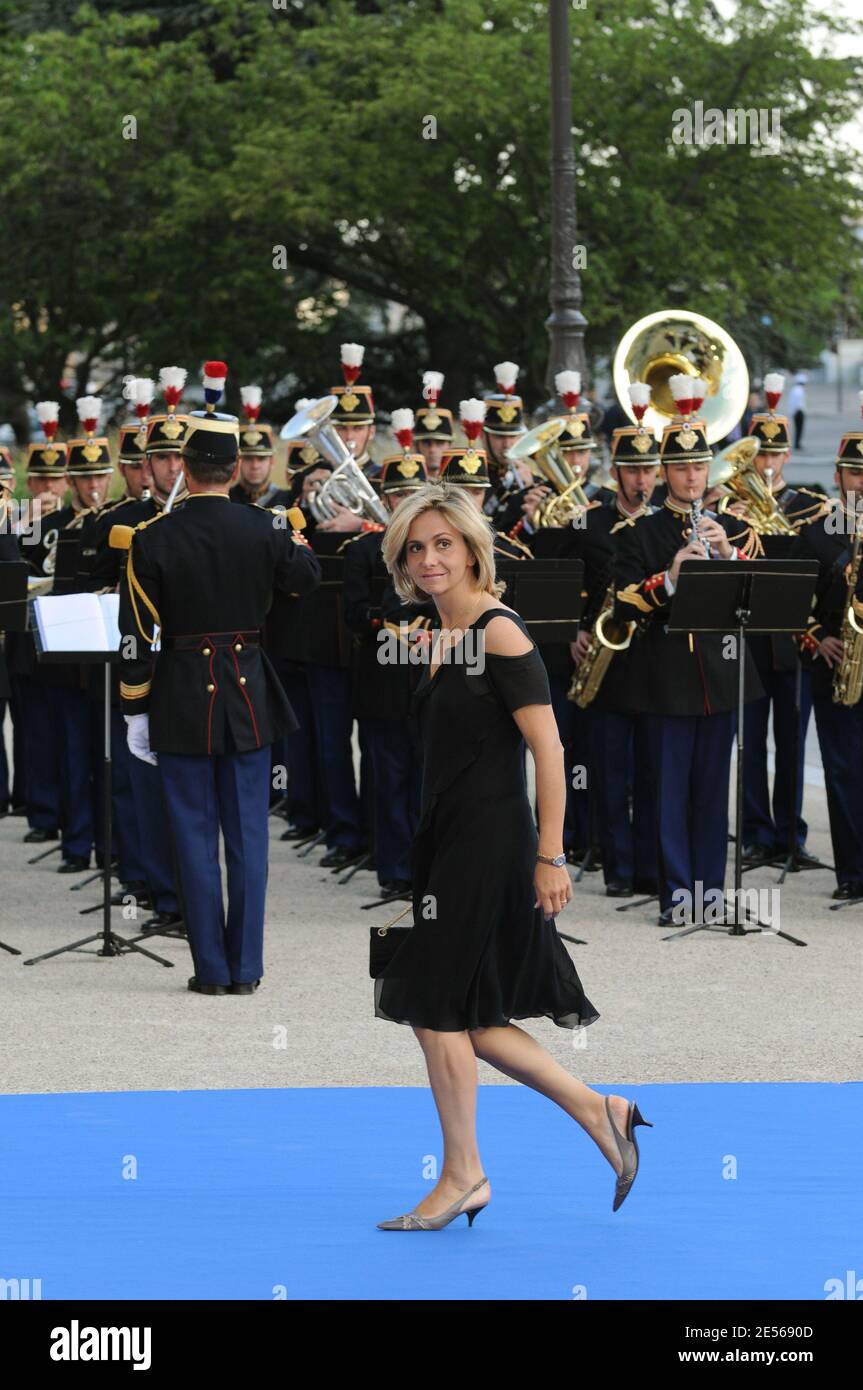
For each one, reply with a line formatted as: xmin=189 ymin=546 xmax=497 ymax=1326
xmin=374 ymin=608 xmax=600 ymax=1032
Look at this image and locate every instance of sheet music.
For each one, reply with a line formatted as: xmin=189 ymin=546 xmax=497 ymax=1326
xmin=34 ymin=593 xmax=120 ymax=653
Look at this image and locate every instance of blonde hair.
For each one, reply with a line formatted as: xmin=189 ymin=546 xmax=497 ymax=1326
xmin=381 ymin=482 xmax=506 ymax=604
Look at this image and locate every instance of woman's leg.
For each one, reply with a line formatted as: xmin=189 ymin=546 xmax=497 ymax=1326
xmin=468 ymin=1022 xmax=629 ymax=1176
xmin=407 ymin=1027 xmax=489 ymax=1218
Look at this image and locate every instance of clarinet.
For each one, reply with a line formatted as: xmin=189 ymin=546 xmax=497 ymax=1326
xmin=690 ymin=498 xmax=711 ymax=558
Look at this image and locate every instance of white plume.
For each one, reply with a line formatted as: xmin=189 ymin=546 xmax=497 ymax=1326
xmin=241 ymin=385 xmax=263 ymax=409
xmin=158 ymin=366 xmax=187 ymax=392
xmin=36 ymin=401 xmax=59 ymax=424
xmin=494 ymin=361 xmax=519 ymax=390
xmin=555 ymin=370 xmax=581 ymax=395
xmin=341 ymin=343 xmax=365 ymax=367
xmin=628 ymin=382 xmax=651 ymax=407
xmin=391 ymin=408 xmax=415 ymax=434
xmin=764 ymin=372 xmax=785 ymax=396
xmin=76 ymin=395 xmax=102 ymax=424
xmin=459 ymin=398 xmax=486 ymax=423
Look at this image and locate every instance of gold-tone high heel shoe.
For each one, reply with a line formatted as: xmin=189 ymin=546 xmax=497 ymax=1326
xmin=605 ymin=1096 xmax=653 ymax=1212
xmin=377 ymin=1176 xmax=489 ymax=1230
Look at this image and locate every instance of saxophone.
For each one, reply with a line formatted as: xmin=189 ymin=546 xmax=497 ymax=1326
xmin=832 ymin=526 xmax=863 ymax=707
xmin=567 ymin=491 xmax=649 ymax=708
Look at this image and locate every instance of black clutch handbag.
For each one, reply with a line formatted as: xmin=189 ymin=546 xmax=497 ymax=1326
xmin=369 ymin=901 xmax=413 ymax=979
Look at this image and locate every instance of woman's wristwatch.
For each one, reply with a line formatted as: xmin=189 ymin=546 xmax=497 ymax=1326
xmin=536 ymin=852 xmax=566 ymax=867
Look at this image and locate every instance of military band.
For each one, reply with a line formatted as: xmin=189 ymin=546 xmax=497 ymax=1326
xmin=3 ymin=337 xmax=863 ymax=993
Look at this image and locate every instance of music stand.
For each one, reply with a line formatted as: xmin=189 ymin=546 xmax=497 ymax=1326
xmin=662 ymin=557 xmax=818 ymax=945
xmin=23 ymin=613 xmax=173 ymax=970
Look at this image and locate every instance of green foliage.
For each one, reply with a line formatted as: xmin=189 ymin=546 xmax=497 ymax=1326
xmin=0 ymin=0 xmax=859 ymax=441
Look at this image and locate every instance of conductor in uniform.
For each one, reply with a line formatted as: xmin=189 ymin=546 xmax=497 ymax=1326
xmin=117 ymin=404 xmax=321 ymax=994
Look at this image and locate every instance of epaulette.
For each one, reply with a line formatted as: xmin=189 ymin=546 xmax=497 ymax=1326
xmin=100 ymin=495 xmax=134 ymax=516
xmin=134 ymin=509 xmax=172 ymax=534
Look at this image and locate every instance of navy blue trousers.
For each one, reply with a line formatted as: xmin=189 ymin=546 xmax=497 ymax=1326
xmin=18 ymin=677 xmax=62 ymax=831
xmin=128 ymin=754 xmax=180 ymax=914
xmin=591 ymin=709 xmax=658 ymax=885
xmin=111 ymin=706 xmax=146 ymax=885
xmin=743 ymin=667 xmax=812 ymax=850
xmin=305 ymin=665 xmax=365 ymax=851
xmin=363 ymin=716 xmax=422 ymax=883
xmin=645 ymin=711 xmax=736 ymax=914
xmin=58 ymin=688 xmax=103 ymax=861
xmin=813 ymin=695 xmax=863 ymax=886
xmin=159 ymin=745 xmax=271 ymax=986
xmin=548 ymin=671 xmax=592 ymax=853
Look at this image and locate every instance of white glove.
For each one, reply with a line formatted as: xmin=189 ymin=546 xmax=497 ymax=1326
xmin=125 ymin=713 xmax=158 ymax=766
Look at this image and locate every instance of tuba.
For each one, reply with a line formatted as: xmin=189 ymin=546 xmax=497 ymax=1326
xmin=507 ymin=417 xmax=593 ymax=528
xmin=613 ymin=309 xmax=749 ymax=445
xmin=281 ymin=395 xmax=389 ymax=526
xmin=712 ymin=437 xmax=797 ymax=537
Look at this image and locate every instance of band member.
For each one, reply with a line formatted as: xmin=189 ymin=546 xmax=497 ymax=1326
xmin=229 ymin=387 xmax=290 ymax=507
xmin=439 ymin=445 xmax=533 ymax=560
xmin=330 ymin=342 xmax=377 ymax=473
xmin=571 ymin=426 xmax=660 ymax=895
xmin=118 ymin=401 xmax=321 ymax=994
xmin=53 ymin=406 xmax=114 ymax=872
xmin=791 ymin=433 xmax=863 ymax=899
xmin=9 ymin=428 xmax=68 ymax=843
xmin=267 ymin=449 xmax=333 ymax=843
xmin=342 ymin=430 xmax=431 ymax=895
xmin=613 ymin=419 xmax=760 ymax=924
xmin=726 ymin=389 xmax=826 ymax=867
xmin=414 ymin=371 xmax=454 ymax=481
xmin=482 ymin=362 xmax=531 ymax=522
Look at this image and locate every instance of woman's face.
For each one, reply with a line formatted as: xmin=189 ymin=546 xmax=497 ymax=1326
xmin=405 ymin=509 xmax=476 ymax=597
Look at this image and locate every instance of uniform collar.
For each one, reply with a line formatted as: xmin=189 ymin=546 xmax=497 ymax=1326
xmin=663 ymin=496 xmax=694 ymax=517
xmin=186 ymin=492 xmax=232 ymax=500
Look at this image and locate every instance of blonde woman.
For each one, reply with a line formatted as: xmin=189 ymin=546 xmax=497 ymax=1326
xmin=374 ymin=483 xmax=652 ymax=1231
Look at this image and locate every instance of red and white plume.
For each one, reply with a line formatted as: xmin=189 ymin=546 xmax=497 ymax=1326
xmin=494 ymin=361 xmax=519 ymax=395
xmin=340 ymin=342 xmax=365 ymax=387
xmin=460 ymin=398 xmax=486 ymax=443
xmin=669 ymin=373 xmax=696 ymax=417
xmin=132 ymin=378 xmax=155 ymax=421
xmin=241 ymin=385 xmax=263 ymax=423
xmin=690 ymin=377 xmax=707 ymax=414
xmin=391 ymin=408 xmax=414 ymax=452
xmin=76 ymin=395 xmax=102 ymax=436
xmin=203 ymin=361 xmax=228 ymax=410
xmin=159 ymin=366 xmax=187 ymax=413
xmin=36 ymin=400 xmax=59 ymax=442
xmin=422 ymin=370 xmax=444 ymax=406
xmin=556 ymin=370 xmax=581 ymax=411
xmin=628 ymin=382 xmax=651 ymax=423
xmin=764 ymin=373 xmax=784 ymax=413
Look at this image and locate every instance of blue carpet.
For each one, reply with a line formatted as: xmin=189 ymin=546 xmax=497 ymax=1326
xmin=0 ymin=1084 xmax=859 ymax=1300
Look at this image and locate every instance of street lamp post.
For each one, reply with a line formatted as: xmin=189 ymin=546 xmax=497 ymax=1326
xmin=538 ymin=0 xmax=587 ymax=419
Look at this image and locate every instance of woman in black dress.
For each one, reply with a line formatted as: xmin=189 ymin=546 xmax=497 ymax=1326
xmin=375 ymin=484 xmax=651 ymax=1230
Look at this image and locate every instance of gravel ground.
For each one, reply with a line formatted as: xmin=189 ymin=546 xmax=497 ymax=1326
xmin=2 ymin=749 xmax=861 ymax=1095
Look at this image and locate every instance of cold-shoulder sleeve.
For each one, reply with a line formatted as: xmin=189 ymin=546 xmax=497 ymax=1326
xmin=484 ymin=648 xmax=552 ymax=713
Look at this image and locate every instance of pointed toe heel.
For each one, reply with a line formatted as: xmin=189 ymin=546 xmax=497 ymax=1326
xmin=605 ymin=1096 xmax=653 ymax=1213
xmin=377 ymin=1175 xmax=489 ymax=1230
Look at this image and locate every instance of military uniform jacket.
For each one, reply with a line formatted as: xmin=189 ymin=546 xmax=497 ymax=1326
xmin=10 ymin=504 xmax=81 ymax=689
xmin=341 ymin=529 xmax=433 ymax=720
xmin=88 ymin=495 xmax=168 ymax=592
xmin=118 ymin=494 xmax=321 ymax=754
xmin=740 ymin=484 xmax=826 ymax=679
xmin=612 ymin=501 xmax=763 ymax=716
xmin=570 ymin=501 xmax=656 ymax=715
xmin=790 ymin=503 xmax=863 ymax=700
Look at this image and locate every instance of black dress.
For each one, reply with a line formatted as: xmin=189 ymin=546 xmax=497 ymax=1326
xmin=374 ymin=608 xmax=600 ymax=1032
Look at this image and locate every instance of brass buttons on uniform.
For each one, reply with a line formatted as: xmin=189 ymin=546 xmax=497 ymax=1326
xmin=234 ymin=643 xmax=243 ymax=652
xmin=202 ymin=647 xmax=212 ymax=656
xmin=239 ymin=676 xmax=247 ymax=685
xmin=207 ymin=683 xmax=215 ymax=693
